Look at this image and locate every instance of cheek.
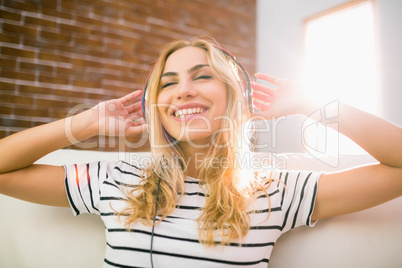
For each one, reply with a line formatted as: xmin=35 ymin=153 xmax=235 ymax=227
xmin=156 ymin=92 xmax=169 ymax=116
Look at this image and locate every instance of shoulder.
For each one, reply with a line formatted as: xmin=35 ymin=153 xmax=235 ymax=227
xmin=272 ymin=169 xmax=323 ymax=183
xmin=104 ymin=160 xmax=146 ymax=186
xmin=65 ymin=160 xmax=146 ymax=186
xmin=250 ymin=168 xmax=322 ymax=196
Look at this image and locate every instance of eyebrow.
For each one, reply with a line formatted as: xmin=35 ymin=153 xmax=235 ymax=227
xmin=161 ymin=64 xmax=209 ymax=78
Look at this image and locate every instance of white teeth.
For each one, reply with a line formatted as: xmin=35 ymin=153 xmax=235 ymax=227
xmin=174 ymin=107 xmax=206 ymax=117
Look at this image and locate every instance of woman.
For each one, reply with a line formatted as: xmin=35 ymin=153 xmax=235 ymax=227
xmin=0 ymin=37 xmax=401 ymax=267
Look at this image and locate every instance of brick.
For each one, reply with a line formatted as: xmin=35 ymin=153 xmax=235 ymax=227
xmin=1 ymin=69 xmax=36 ymax=81
xmin=40 ymin=29 xmax=72 ymax=43
xmin=0 ymin=32 xmax=21 ymax=45
xmin=19 ymin=84 xmax=52 ymax=95
xmin=103 ymin=20 xmax=134 ymax=34
xmin=0 ymin=9 xmax=22 ymax=21
xmin=48 ymin=108 xmax=71 ymax=119
xmin=15 ymin=107 xmax=48 ymax=118
xmin=105 ymin=41 xmax=133 ymax=54
xmin=24 ymin=16 xmax=58 ymax=29
xmin=85 ymin=49 xmax=110 ymax=59
xmin=61 ymin=1 xmax=91 ymax=15
xmin=75 ymin=36 xmax=104 ymax=49
xmin=19 ymin=61 xmax=54 ymax=73
xmin=0 ymin=93 xmax=34 ymax=106
xmin=0 ymin=130 xmax=8 ymax=139
xmin=22 ymin=36 xmax=57 ymax=50
xmin=55 ymin=66 xmax=72 ymax=76
xmin=39 ymin=0 xmax=59 ymax=9
xmin=53 ymin=88 xmax=86 ymax=99
xmin=39 ymin=51 xmax=71 ymax=63
xmin=73 ymin=80 xmax=101 ymax=88
xmin=101 ymin=62 xmax=132 ymax=73
xmin=68 ymin=100 xmax=97 ymax=111
xmin=2 ymin=22 xmax=39 ymax=39
xmin=102 ymin=83 xmax=132 ymax=93
xmin=0 ymin=105 xmax=13 ymax=115
xmin=0 ymin=57 xmax=17 ymax=69
xmin=41 ymin=7 xmax=73 ymax=20
xmin=92 ymin=5 xmax=120 ymax=20
xmin=86 ymin=91 xmax=115 ymax=101
xmin=59 ymin=23 xmax=91 ymax=36
xmin=89 ymin=28 xmax=122 ymax=41
xmin=36 ymin=98 xmax=72 ymax=109
xmin=71 ymin=58 xmax=102 ymax=68
xmin=38 ymin=74 xmax=70 ymax=85
xmin=0 ymin=81 xmax=16 ymax=92
xmin=76 ymin=15 xmax=104 ymax=27
xmin=3 ymin=0 xmax=39 ymax=13
xmin=0 ymin=117 xmax=32 ymax=128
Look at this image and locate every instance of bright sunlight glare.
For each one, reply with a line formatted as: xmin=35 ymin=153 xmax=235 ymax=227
xmin=303 ymin=1 xmax=377 ymax=115
xmin=302 ymin=1 xmax=376 ymax=155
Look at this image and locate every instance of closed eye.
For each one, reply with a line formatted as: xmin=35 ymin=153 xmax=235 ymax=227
xmin=161 ymin=82 xmax=177 ymax=89
xmin=161 ymin=75 xmax=212 ymax=89
xmin=195 ymin=75 xmax=212 ymax=80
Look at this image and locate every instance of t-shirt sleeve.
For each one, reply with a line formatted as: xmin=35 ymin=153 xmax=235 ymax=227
xmin=64 ymin=161 xmax=111 ymax=216
xmin=276 ymin=170 xmax=323 ymax=233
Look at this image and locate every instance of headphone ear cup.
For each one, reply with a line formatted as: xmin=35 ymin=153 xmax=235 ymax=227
xmin=142 ymin=64 xmax=157 ymax=123
xmin=141 ymin=87 xmax=147 ymax=121
xmin=215 ymin=46 xmax=253 ymax=113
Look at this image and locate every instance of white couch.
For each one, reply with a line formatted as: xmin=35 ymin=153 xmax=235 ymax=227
xmin=0 ymin=150 xmax=401 ymax=268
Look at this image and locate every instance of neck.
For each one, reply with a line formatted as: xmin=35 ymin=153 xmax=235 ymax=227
xmin=179 ymin=141 xmax=210 ymax=178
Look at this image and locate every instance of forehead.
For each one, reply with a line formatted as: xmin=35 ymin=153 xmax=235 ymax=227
xmin=163 ymin=46 xmax=208 ymax=73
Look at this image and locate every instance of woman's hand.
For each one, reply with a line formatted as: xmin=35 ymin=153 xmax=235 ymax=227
xmin=89 ymin=90 xmax=147 ymax=137
xmin=250 ymin=73 xmax=311 ymax=119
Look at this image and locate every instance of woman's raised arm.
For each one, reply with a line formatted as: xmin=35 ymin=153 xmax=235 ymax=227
xmin=252 ymin=73 xmax=402 ymax=221
xmin=0 ymin=90 xmax=146 ymax=206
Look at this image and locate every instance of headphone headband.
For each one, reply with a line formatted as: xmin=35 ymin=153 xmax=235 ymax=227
xmin=141 ymin=46 xmax=252 ymax=122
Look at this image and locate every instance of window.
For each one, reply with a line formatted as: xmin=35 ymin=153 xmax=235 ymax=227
xmin=303 ymin=0 xmax=377 ymax=114
xmin=302 ymin=0 xmax=376 ymax=155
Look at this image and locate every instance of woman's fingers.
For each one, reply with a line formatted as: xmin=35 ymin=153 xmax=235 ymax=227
xmin=126 ymin=122 xmax=148 ymax=136
xmin=252 ymin=89 xmax=274 ymax=103
xmin=255 ymin=73 xmax=282 ymax=85
xmin=126 ymin=101 xmax=143 ymax=114
xmin=131 ymin=117 xmax=146 ymax=126
xmin=128 ymin=113 xmax=145 ymax=123
xmin=251 ymin=79 xmax=277 ymax=112
xmin=119 ymin=90 xmax=143 ymax=105
xmin=252 ymin=99 xmax=271 ymax=111
xmin=252 ymin=81 xmax=277 ymax=96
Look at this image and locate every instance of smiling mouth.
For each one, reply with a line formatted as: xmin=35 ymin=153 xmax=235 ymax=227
xmin=174 ymin=107 xmax=207 ymax=118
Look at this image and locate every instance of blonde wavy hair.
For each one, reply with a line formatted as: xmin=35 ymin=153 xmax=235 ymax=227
xmin=119 ymin=37 xmax=272 ymax=246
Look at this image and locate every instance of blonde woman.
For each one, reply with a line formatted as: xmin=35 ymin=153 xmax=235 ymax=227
xmin=0 ymin=37 xmax=401 ymax=267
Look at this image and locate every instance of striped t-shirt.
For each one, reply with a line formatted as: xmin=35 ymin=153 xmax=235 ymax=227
xmin=64 ymin=160 xmax=322 ymax=268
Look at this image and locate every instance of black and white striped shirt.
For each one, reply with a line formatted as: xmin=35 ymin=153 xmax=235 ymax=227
xmin=64 ymin=160 xmax=322 ymax=268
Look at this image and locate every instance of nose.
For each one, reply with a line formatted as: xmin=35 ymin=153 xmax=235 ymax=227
xmin=176 ymin=79 xmax=198 ymax=100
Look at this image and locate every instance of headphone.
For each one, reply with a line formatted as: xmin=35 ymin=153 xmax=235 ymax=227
xmin=141 ymin=46 xmax=253 ymax=123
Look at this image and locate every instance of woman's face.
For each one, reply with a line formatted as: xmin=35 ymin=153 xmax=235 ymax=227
xmin=157 ymin=46 xmax=228 ymax=147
